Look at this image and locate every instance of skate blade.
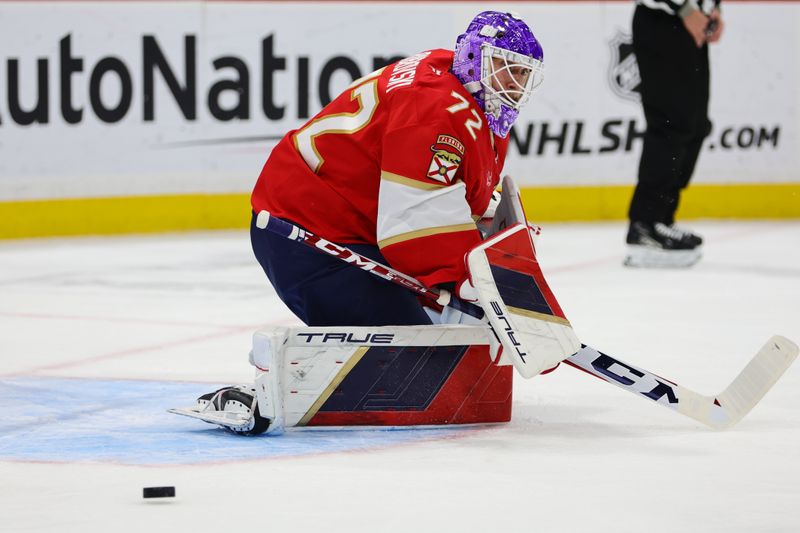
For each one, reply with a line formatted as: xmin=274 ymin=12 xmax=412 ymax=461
xmin=168 ymin=406 xmax=252 ymax=429
xmin=624 ymin=245 xmax=702 ymax=268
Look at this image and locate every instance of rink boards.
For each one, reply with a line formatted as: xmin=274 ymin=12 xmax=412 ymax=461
xmin=1 ymin=1 xmax=798 ymax=238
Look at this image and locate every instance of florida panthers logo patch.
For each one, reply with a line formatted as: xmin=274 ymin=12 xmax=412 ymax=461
xmin=427 ymin=134 xmax=465 ymax=184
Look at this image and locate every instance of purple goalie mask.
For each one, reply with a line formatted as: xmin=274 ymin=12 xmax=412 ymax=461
xmin=452 ymin=11 xmax=544 ymax=138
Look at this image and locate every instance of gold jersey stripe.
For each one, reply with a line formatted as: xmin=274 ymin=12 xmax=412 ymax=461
xmin=378 ymin=222 xmax=476 ymax=248
xmin=295 ymin=346 xmax=370 ymax=427
xmin=380 ymin=170 xmax=447 ymax=190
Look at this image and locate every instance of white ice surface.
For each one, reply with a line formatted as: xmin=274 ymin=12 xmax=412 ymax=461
xmin=1 ymin=221 xmax=799 ymax=533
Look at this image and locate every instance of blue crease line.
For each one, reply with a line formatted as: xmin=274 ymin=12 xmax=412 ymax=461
xmin=0 ymin=377 xmax=467 ymax=465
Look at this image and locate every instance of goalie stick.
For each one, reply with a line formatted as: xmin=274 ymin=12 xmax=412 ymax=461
xmin=255 ymin=211 xmax=798 ymax=429
xmin=566 ymin=340 xmax=796 ymax=430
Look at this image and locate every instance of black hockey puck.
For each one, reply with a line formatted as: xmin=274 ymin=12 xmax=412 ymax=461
xmin=143 ymin=486 xmax=175 ymax=499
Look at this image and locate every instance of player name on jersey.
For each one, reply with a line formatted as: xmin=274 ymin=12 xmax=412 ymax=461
xmin=386 ymin=51 xmax=432 ymax=92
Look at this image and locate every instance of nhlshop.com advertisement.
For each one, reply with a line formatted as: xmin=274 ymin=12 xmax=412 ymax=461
xmin=0 ymin=1 xmax=796 ymax=204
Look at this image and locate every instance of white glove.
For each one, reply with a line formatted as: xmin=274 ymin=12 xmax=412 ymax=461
xmin=456 ymin=277 xmax=479 ymax=302
xmin=442 ymin=278 xmax=506 ymax=363
xmin=481 ymin=189 xmax=502 ymax=219
xmin=440 ymin=278 xmax=480 ymax=325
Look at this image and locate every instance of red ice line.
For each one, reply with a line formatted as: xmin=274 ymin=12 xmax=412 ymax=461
xmin=0 ymin=316 xmax=297 ymax=378
xmin=4 ymin=423 xmax=501 ymax=469
xmin=0 ymin=310 xmax=263 ymax=330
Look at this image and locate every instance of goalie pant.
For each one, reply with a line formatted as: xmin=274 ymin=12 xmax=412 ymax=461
xmin=250 ymin=213 xmax=433 ymax=327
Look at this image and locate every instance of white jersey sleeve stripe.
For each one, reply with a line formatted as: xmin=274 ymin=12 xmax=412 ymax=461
xmin=377 ymin=176 xmax=475 ymax=246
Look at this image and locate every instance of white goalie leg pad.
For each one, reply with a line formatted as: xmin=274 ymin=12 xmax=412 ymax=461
xmin=467 ymin=223 xmax=582 ymax=378
xmin=250 ymin=324 xmax=495 ymax=429
xmin=250 ymin=328 xmax=288 ymax=434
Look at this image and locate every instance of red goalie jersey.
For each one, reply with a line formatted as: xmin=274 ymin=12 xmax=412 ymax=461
xmin=251 ymin=49 xmax=509 ymax=287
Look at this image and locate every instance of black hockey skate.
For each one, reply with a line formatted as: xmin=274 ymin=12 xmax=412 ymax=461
xmin=169 ymin=385 xmax=271 ymax=436
xmin=667 ymin=224 xmax=703 ymax=247
xmin=624 ymin=221 xmax=702 ymax=268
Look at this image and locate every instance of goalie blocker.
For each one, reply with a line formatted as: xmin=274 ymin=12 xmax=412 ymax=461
xmin=170 ymin=324 xmax=513 ymax=434
xmin=467 ymin=223 xmax=581 ymax=377
xmin=470 ymin=175 xmax=581 ymax=377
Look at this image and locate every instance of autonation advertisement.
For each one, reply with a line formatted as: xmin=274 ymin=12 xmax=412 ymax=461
xmin=0 ymin=1 xmax=796 ymax=201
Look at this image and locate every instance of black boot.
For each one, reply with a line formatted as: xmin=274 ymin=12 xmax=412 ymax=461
xmin=624 ymin=221 xmax=702 ymax=268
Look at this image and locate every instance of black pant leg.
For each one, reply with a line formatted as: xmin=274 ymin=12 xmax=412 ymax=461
xmin=629 ymin=6 xmax=711 ymax=224
xmin=249 ymin=212 xmax=432 ymax=327
xmin=669 ymin=49 xmax=711 ymax=223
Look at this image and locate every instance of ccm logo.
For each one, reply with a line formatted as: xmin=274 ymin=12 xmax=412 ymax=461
xmin=316 ymin=241 xmax=394 ymax=282
xmin=296 ymin=332 xmax=395 ymax=344
xmin=591 ymin=353 xmax=679 ymax=404
xmin=490 ymin=301 xmax=528 ymax=363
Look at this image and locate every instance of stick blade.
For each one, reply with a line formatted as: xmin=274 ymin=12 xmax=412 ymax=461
xmin=706 ymin=335 xmax=798 ymax=429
